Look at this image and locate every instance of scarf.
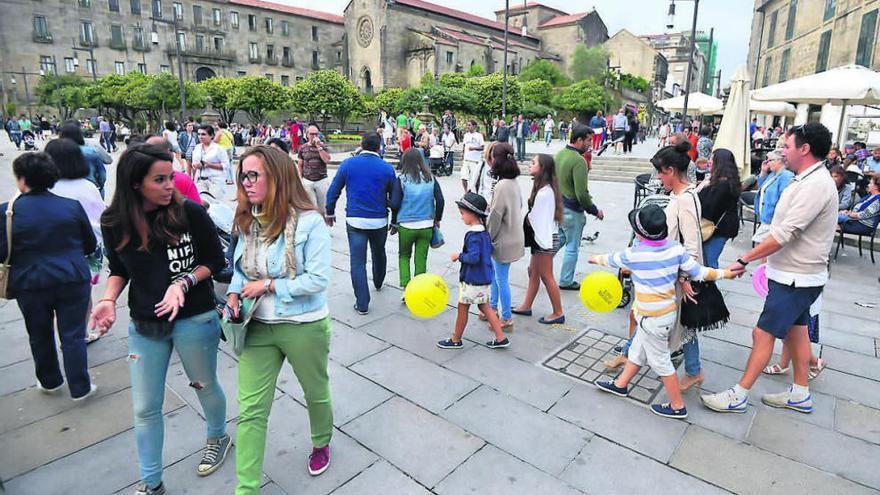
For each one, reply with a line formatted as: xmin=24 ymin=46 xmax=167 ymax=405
xmin=241 ymin=206 xmax=298 ymax=282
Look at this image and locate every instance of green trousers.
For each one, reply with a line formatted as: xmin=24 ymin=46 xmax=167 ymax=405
xmin=398 ymin=226 xmax=432 ymax=287
xmin=235 ymin=317 xmax=333 ymax=495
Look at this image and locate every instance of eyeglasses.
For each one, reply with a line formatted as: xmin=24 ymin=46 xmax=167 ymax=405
xmin=238 ymin=171 xmax=261 ymax=185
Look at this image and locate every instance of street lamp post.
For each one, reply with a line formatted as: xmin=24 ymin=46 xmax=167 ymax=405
xmin=151 ymin=16 xmax=187 ymax=122
xmin=667 ymin=0 xmax=700 ymax=128
xmin=8 ymin=67 xmax=44 ymax=118
xmin=51 ymin=55 xmax=64 ymax=117
xmin=71 ymin=37 xmax=98 ymax=82
xmin=501 ymin=0 xmax=509 ymax=118
xmin=603 ymin=59 xmax=621 ymax=115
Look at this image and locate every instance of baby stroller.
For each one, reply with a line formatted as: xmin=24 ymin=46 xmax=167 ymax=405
xmin=22 ymin=130 xmax=37 ymax=150
xmin=617 ymin=189 xmax=670 ymax=308
xmin=428 ymin=144 xmax=451 ymax=176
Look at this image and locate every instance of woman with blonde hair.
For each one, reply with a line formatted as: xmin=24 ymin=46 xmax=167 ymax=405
xmin=225 ymin=146 xmax=334 ymax=494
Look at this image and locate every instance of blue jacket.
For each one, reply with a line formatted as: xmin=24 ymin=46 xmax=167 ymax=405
xmin=325 ymin=151 xmax=395 ymax=220
xmin=390 ymin=175 xmax=444 ymax=225
xmin=459 ymin=228 xmax=493 ymax=285
xmin=228 ymin=210 xmax=331 ymax=317
xmin=0 ymin=191 xmax=96 ymax=295
xmin=80 ymin=145 xmax=107 ymax=195
xmin=755 ymin=169 xmax=794 ymax=224
xmin=589 ymin=116 xmax=606 ymax=129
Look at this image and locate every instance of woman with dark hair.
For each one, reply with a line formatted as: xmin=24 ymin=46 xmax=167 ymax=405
xmin=0 ymin=153 xmax=97 ymax=400
xmin=513 ymin=154 xmax=566 ymax=324
xmin=58 ymin=120 xmax=108 ymax=197
xmin=89 ymin=144 xmax=229 ymax=495
xmin=192 ymin=124 xmax=230 ymax=200
xmin=162 ymin=121 xmax=182 ymax=166
xmin=224 ymin=146 xmax=334 ymax=491
xmin=696 ymin=125 xmax=714 ymax=160
xmin=390 ymin=148 xmax=445 ymax=294
xmin=483 ymin=142 xmax=524 ymax=329
xmin=266 ymin=137 xmax=290 ymax=155
xmin=699 ymin=148 xmax=741 ymax=268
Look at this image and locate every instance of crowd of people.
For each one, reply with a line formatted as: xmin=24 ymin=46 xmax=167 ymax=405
xmin=1 ymin=106 xmax=878 ymax=494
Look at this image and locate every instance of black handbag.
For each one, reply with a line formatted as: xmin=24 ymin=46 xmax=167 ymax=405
xmin=679 ymin=280 xmax=730 ymax=332
xmin=523 ymin=214 xmax=536 ymax=249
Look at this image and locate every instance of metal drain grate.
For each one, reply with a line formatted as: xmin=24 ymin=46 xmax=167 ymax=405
xmin=542 ymin=328 xmax=664 ymax=405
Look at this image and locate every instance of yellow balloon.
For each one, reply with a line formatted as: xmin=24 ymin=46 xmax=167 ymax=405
xmin=580 ymin=271 xmax=623 ymax=313
xmin=404 ymin=273 xmax=449 ymax=318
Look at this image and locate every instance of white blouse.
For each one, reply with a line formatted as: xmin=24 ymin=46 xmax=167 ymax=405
xmin=528 ymin=185 xmax=558 ymax=250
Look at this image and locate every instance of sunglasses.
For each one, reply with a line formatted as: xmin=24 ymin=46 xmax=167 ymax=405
xmin=238 ymin=171 xmax=261 ymax=185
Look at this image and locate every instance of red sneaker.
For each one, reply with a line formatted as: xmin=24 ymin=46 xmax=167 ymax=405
xmin=308 ymin=445 xmax=330 ymax=476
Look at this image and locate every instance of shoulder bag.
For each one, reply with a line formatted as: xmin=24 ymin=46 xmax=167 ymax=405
xmin=699 ymin=210 xmax=727 ymax=241
xmin=680 ymin=192 xmax=729 ymax=333
xmin=0 ymin=197 xmax=16 ymax=299
xmin=220 ymin=296 xmax=262 ymax=356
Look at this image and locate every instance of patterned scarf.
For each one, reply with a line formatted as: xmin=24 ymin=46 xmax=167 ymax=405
xmin=241 ymin=206 xmax=298 ymax=282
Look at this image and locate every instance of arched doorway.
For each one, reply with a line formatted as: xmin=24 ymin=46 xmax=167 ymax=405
xmin=195 ymin=67 xmax=217 ymax=81
xmin=360 ymin=66 xmax=373 ymax=94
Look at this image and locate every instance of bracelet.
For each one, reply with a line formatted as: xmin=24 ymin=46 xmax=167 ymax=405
xmin=98 ymin=297 xmax=116 ymax=304
xmin=175 ymin=279 xmax=189 ymax=294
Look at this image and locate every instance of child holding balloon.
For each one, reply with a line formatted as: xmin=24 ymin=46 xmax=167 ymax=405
xmin=437 ymin=192 xmax=511 ymax=349
xmin=588 ymin=204 xmax=735 ymax=419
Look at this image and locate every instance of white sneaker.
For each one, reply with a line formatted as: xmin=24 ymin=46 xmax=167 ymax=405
xmin=37 ymin=382 xmax=64 ymax=394
xmin=700 ymin=388 xmax=748 ymax=413
xmin=761 ymin=388 xmax=813 ymax=413
xmin=72 ymin=384 xmax=98 ymax=401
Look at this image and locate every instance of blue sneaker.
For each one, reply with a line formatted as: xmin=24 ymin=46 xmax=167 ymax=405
xmin=437 ymin=339 xmax=463 ymax=349
xmin=651 ymin=403 xmax=688 ymax=419
xmin=700 ymin=388 xmax=748 ymax=413
xmin=761 ymin=388 xmax=813 ymax=413
xmin=595 ymin=380 xmax=629 ymax=397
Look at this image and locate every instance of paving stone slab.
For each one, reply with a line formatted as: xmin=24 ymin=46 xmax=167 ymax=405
xmin=809 ymin=368 xmax=880 ymax=410
xmin=327 ymin=292 xmax=403 ymax=329
xmin=441 ymin=386 xmax=592 ymax=476
xmin=115 ymin=447 xmax=239 ymax=494
xmin=820 ymin=329 xmax=877 ymax=357
xmin=435 ymin=444 xmax=584 ymax=495
xmin=328 ymin=320 xmax=391 ymax=366
xmin=342 ymin=396 xmax=484 ymax=488
xmin=748 ymin=409 xmax=880 ymax=489
xmin=549 ymin=383 xmax=688 ymax=463
xmin=259 ymin=396 xmax=377 ymax=495
xmin=281 ymin=358 xmax=393 ymax=426
xmin=332 ymin=460 xmax=431 ymax=495
xmin=357 ymin=311 xmax=478 ymax=365
xmin=259 ymin=482 xmax=288 ymax=495
xmin=0 ymin=321 xmax=36 ymax=368
xmin=560 ymin=435 xmax=727 ymax=495
xmin=0 ymin=360 xmax=37 ymax=397
xmin=443 ymin=345 xmax=572 ymax=410
xmin=820 ymin=346 xmax=880 ymax=383
xmin=670 ymin=425 xmax=877 ymax=495
xmin=834 ymin=400 xmax=880 ymax=445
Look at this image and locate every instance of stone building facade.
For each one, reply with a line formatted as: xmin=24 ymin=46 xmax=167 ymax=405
xmin=604 ymin=29 xmax=669 ymax=104
xmin=0 ymin=0 xmax=344 ymax=110
xmin=640 ymin=31 xmax=707 ymax=97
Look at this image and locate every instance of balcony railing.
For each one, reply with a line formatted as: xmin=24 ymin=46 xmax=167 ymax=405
xmin=167 ymin=46 xmax=237 ymax=61
xmin=133 ymin=41 xmax=151 ymax=52
xmin=33 ymin=32 xmax=53 ymax=43
xmin=248 ymin=54 xmax=262 ymax=64
xmin=79 ymin=36 xmax=98 ymax=47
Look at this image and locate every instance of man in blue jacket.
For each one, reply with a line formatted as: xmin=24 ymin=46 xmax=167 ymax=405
xmin=325 ymin=132 xmax=396 ymax=315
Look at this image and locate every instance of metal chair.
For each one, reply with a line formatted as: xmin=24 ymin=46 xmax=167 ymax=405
xmin=834 ymin=223 xmax=877 ymax=264
xmin=633 ymin=173 xmax=653 ymax=209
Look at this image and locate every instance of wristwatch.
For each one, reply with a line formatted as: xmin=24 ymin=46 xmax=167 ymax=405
xmin=736 ymin=257 xmax=749 ymax=266
xmin=263 ymin=279 xmax=272 ymax=293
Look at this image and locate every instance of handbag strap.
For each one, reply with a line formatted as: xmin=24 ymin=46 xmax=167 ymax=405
xmin=4 ymin=196 xmax=16 ymax=265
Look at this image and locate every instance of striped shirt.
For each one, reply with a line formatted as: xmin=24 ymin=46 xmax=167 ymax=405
xmin=594 ymin=239 xmax=729 ymax=317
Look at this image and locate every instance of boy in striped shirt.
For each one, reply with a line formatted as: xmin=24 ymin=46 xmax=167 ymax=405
xmin=588 ymin=204 xmax=734 ymax=419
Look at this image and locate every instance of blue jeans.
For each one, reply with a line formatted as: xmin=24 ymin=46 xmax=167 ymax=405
xmin=544 ymin=131 xmax=552 ymax=145
xmin=559 ymin=207 xmax=586 ymax=287
xmin=515 ymin=137 xmax=526 ymax=160
xmin=702 ymin=235 xmax=728 ymax=269
xmin=346 ymin=224 xmax=388 ymax=311
xmin=682 ymin=337 xmax=701 ymax=376
xmin=128 ymin=310 xmax=227 ymax=488
xmin=489 ymin=259 xmax=511 ymax=321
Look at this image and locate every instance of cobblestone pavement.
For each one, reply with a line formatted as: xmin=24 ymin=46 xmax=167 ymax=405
xmin=1 ymin=135 xmax=879 ymax=495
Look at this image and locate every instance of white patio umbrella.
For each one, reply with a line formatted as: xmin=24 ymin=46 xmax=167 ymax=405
xmin=749 ymin=98 xmax=796 ymax=117
xmin=714 ymin=65 xmax=751 ymax=177
xmin=656 ymin=92 xmax=724 ymax=115
xmin=751 ymin=64 xmax=880 ymax=145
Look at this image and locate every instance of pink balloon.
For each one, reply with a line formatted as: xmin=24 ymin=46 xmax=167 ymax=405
xmin=752 ymin=263 xmax=769 ymax=298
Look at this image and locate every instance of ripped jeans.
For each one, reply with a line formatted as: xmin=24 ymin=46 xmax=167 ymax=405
xmin=128 ymin=310 xmax=227 ymax=488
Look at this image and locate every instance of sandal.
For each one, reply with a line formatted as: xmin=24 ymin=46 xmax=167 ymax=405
xmin=762 ymin=364 xmax=789 ymax=375
xmin=808 ymin=358 xmax=826 ymax=380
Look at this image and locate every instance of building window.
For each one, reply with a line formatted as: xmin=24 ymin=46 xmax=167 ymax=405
xmin=172 ymin=2 xmax=182 ymax=20
xmin=212 ymin=8 xmax=221 ymax=26
xmin=137 ymin=63 xmax=146 ymax=74
xmin=176 ymin=31 xmax=186 ymax=50
xmin=446 ymin=51 xmax=453 ymax=64
xmin=110 ymin=24 xmax=124 ymax=48
xmin=133 ymin=26 xmax=145 ymax=49
xmin=213 ymin=36 xmax=223 ymax=51
xmin=779 ymin=48 xmax=790 ymax=82
xmin=79 ymin=21 xmax=95 ymax=45
xmin=130 ymin=0 xmax=140 ymax=14
xmin=115 ymin=61 xmax=125 ymax=75
xmin=265 ymin=73 xmax=273 ymax=81
xmin=237 ymin=70 xmax=247 ymax=77
xmin=79 ymin=0 xmax=90 ymax=7
xmin=823 ymin=0 xmax=836 ymax=22
xmin=815 ymin=30 xmax=832 ymax=73
xmin=65 ymin=57 xmax=76 ymax=73
xmin=311 ymin=26 xmax=318 ymax=41
xmin=86 ymin=59 xmax=97 ymax=75
xmin=151 ymin=0 xmax=161 ymax=18
xmin=762 ymin=56 xmax=772 ymax=87
xmin=230 ymin=11 xmax=239 ymax=29
xmin=33 ymin=16 xmax=51 ymax=41
xmin=281 ymin=75 xmax=289 ymax=86
xmin=856 ymin=9 xmax=878 ymax=67
xmin=312 ymin=50 xmax=319 ymax=68
xmin=195 ymin=33 xmax=204 ymax=51
xmin=282 ymin=20 xmax=289 ymax=36
xmin=160 ymin=64 xmax=171 ymax=73
xmin=248 ymin=14 xmax=256 ymax=31
xmin=767 ymin=10 xmax=778 ymax=48
xmin=785 ymin=0 xmax=797 ymax=41
xmin=249 ymin=42 xmax=259 ymax=61
xmin=337 ymin=51 xmax=341 ymax=62
xmin=193 ymin=5 xmax=202 ymax=25
xmin=109 ymin=0 xmax=119 ymax=12
xmin=40 ymin=56 xmax=56 ymax=74
xmin=265 ymin=17 xmax=273 ymax=34
xmin=266 ymin=44 xmax=275 ymax=60
xmin=282 ymin=46 xmax=290 ymax=63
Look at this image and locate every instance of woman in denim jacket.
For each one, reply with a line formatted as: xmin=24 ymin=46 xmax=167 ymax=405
xmin=753 ymin=150 xmax=794 ymax=243
xmin=225 ymin=146 xmax=334 ymax=494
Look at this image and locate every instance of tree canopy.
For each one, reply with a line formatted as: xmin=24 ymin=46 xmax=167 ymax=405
xmin=552 ymin=79 xmax=606 ymax=116
xmin=231 ymin=75 xmax=291 ymax=124
xmin=518 ymin=59 xmax=570 ymax=87
xmin=198 ymin=76 xmax=240 ymax=123
xmin=35 ymin=74 xmax=90 ymax=119
xmin=521 ymin=79 xmax=553 ymax=106
xmin=570 ymin=46 xmax=609 ymax=82
xmin=288 ymin=70 xmax=364 ymax=129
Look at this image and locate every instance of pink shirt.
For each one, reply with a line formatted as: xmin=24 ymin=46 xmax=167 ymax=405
xmin=174 ymin=172 xmax=202 ymax=203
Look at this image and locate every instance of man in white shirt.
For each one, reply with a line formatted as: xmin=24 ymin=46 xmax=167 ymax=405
xmin=191 ymin=124 xmax=230 ymax=200
xmin=460 ymin=120 xmax=485 ymax=193
xmin=543 ymin=114 xmax=555 ymax=146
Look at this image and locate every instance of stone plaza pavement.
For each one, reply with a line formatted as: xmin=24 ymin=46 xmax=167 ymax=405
xmin=1 ymin=138 xmax=879 ymax=494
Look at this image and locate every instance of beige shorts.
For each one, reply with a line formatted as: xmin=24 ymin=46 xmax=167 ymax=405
xmin=458 ymin=282 xmax=490 ymax=305
xmin=628 ymin=312 xmax=676 ymax=377
xmin=460 ymin=159 xmax=480 ymax=181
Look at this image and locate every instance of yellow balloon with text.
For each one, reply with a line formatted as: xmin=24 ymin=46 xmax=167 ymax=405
xmin=580 ymin=271 xmax=623 ymax=313
xmin=404 ymin=273 xmax=449 ymax=318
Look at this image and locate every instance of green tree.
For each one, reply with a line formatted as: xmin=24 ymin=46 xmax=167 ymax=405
xmin=619 ymin=73 xmax=650 ymax=93
xmin=518 ymin=59 xmax=570 ymax=86
xmin=552 ymin=79 xmax=606 ymax=116
xmin=395 ymin=86 xmax=473 ymax=116
xmin=521 ymin=102 xmax=555 ymax=120
xmin=84 ymin=73 xmax=147 ymax=125
xmin=198 ymin=76 xmax=240 ymax=123
xmin=230 ymin=75 xmax=290 ymax=124
xmin=438 ymin=72 xmax=467 ymax=89
xmin=521 ymin=79 xmax=553 ymax=105
xmin=465 ymin=64 xmax=486 ymax=77
xmin=570 ymin=46 xmax=609 ymax=82
xmin=374 ymin=87 xmax=405 ymax=115
xmin=420 ymin=71 xmax=436 ymax=87
xmin=288 ymin=70 xmax=363 ymax=130
xmin=464 ymin=73 xmax=521 ymax=127
xmin=35 ymin=74 xmax=90 ymax=119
